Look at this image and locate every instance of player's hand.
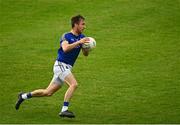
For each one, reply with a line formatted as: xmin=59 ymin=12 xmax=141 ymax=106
xmin=79 ymin=37 xmax=90 ymax=44
xmin=82 ymin=47 xmax=90 ymax=56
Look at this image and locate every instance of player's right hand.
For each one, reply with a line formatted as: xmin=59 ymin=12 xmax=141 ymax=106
xmin=79 ymin=37 xmax=90 ymax=44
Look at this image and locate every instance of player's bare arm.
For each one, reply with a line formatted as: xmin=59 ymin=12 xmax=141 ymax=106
xmin=82 ymin=48 xmax=89 ymax=56
xmin=61 ymin=37 xmax=89 ymax=53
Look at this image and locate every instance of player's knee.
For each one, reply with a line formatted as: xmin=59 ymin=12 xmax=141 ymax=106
xmin=71 ymin=83 xmax=78 ymax=89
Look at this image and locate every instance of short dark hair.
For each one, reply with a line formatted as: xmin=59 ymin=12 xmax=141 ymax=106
xmin=71 ymin=15 xmax=85 ymax=28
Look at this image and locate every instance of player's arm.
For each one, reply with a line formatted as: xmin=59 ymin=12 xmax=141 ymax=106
xmin=61 ymin=40 xmax=80 ymax=53
xmin=82 ymin=48 xmax=89 ymax=56
xmin=61 ymin=38 xmax=89 ymax=53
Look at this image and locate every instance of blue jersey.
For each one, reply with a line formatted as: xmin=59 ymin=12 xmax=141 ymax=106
xmin=57 ymin=32 xmax=85 ymax=66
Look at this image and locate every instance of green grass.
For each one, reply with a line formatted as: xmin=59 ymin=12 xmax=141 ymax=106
xmin=0 ymin=0 xmax=180 ymax=123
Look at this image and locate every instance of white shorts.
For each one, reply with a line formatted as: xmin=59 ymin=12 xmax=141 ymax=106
xmin=51 ymin=61 xmax=72 ymax=85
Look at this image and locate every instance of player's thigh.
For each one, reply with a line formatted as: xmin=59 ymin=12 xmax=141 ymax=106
xmin=64 ymin=73 xmax=78 ymax=87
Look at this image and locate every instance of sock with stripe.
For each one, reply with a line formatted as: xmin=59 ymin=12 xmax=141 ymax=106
xmin=21 ymin=92 xmax=32 ymax=99
xmin=61 ymin=102 xmax=69 ymax=112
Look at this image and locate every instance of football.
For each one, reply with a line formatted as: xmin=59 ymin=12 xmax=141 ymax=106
xmin=82 ymin=37 xmax=96 ymax=50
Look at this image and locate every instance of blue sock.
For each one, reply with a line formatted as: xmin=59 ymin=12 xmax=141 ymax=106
xmin=64 ymin=102 xmax=69 ymax=106
xmin=27 ymin=92 xmax=32 ymax=98
xmin=61 ymin=102 xmax=69 ymax=112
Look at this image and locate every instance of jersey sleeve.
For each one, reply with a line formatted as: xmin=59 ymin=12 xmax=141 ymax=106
xmin=60 ymin=33 xmax=70 ymax=48
xmin=61 ymin=33 xmax=69 ymax=43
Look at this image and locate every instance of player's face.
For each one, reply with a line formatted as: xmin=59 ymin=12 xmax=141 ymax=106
xmin=76 ymin=19 xmax=86 ymax=34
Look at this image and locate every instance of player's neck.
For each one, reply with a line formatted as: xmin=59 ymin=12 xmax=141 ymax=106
xmin=71 ymin=29 xmax=80 ymax=36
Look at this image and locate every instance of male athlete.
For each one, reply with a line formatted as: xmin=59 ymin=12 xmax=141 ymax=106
xmin=15 ymin=15 xmax=90 ymax=118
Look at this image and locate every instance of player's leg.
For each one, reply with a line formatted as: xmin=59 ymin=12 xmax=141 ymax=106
xmin=59 ymin=73 xmax=77 ymax=118
xmin=15 ymin=81 xmax=61 ymax=110
xmin=15 ymin=61 xmax=63 ymax=110
xmin=64 ymin=73 xmax=78 ymax=102
xmin=30 ymin=81 xmax=61 ymax=97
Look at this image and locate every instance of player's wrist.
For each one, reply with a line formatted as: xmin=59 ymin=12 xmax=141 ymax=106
xmin=77 ymin=40 xmax=82 ymax=45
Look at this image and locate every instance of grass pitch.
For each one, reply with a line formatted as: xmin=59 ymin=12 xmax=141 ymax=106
xmin=0 ymin=0 xmax=180 ymax=124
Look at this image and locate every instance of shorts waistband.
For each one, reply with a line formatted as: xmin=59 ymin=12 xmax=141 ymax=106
xmin=55 ymin=61 xmax=72 ymax=69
